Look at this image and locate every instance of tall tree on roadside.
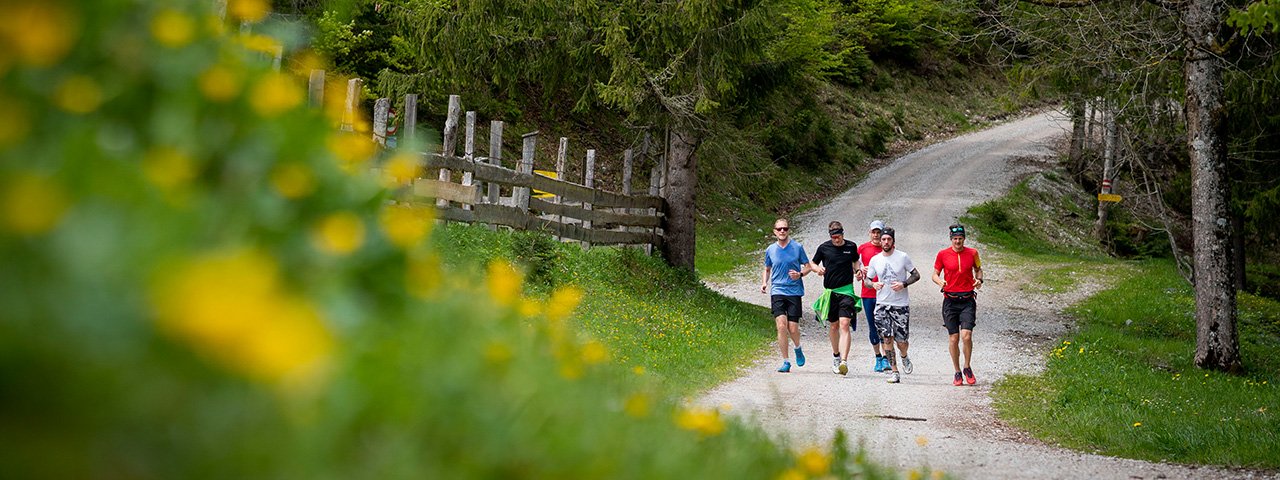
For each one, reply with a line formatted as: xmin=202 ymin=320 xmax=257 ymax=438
xmin=998 ymin=0 xmax=1242 ymax=371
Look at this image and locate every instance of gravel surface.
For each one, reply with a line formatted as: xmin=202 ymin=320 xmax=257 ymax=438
xmin=699 ymin=111 xmax=1270 ymax=479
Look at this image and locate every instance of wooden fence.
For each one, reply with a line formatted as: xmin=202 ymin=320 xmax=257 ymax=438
xmin=359 ymin=90 xmax=669 ymax=251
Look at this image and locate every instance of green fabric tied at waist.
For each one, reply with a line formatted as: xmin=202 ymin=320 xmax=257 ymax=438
xmin=812 ymin=283 xmax=861 ymax=322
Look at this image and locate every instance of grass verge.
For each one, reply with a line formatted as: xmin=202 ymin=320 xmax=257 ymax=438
xmin=970 ymin=174 xmax=1280 ymax=468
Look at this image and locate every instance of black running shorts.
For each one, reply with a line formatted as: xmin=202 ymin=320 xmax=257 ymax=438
xmin=942 ymin=295 xmax=977 ymax=335
xmin=771 ymin=295 xmax=803 ymax=322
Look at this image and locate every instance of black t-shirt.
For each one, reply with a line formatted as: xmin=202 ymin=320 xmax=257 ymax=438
xmin=811 ymin=239 xmax=858 ymax=290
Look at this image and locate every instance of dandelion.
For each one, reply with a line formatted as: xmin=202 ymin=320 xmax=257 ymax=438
xmin=483 ymin=340 xmax=512 ymax=367
xmin=486 ymin=260 xmax=522 ymax=307
xmin=908 ymin=469 xmax=923 ymax=480
xmin=239 ymin=33 xmax=279 ymax=54
xmin=623 ymin=393 xmax=650 ymax=418
xmin=227 ymin=0 xmax=270 ymax=22
xmin=581 ymin=340 xmax=609 ymax=365
xmin=378 ymin=203 xmax=432 ymax=249
xmin=2 ymin=1 xmax=78 ymax=67
xmin=250 ymin=72 xmax=302 ymax=117
xmin=149 ymin=249 xmax=334 ymax=390
xmin=327 ymin=133 xmax=376 ymax=172
xmin=53 ymin=75 xmax=103 ymax=114
xmin=382 ymin=152 xmax=421 ymax=186
xmin=311 ymin=211 xmax=364 ymax=255
xmin=1 ymin=172 xmax=69 ymax=235
xmin=405 ymin=252 xmax=441 ymax=298
xmin=675 ymin=406 xmax=725 ymax=437
xmin=545 ymin=285 xmax=583 ymax=323
xmin=142 ymin=146 xmax=196 ymax=191
xmin=795 ymin=446 xmax=831 ymax=476
xmin=198 ymin=64 xmax=241 ymax=102
xmin=519 ymin=298 xmax=542 ymax=317
xmin=633 ymin=366 xmax=646 ymax=376
xmin=1133 ymin=422 xmax=1142 ymax=427
xmin=151 ymin=8 xmax=195 ymax=48
xmin=270 ymin=163 xmax=316 ymax=199
xmin=776 ymin=468 xmax=805 ymax=480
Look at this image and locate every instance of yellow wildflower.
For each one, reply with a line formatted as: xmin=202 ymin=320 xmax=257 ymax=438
xmin=405 ymin=252 xmax=442 ymax=298
xmin=633 ymin=366 xmax=646 ymax=376
xmin=486 ymin=260 xmax=523 ymax=307
xmin=916 ymin=435 xmax=929 ymax=446
xmin=675 ymin=406 xmax=725 ymax=437
xmin=198 ymin=64 xmax=241 ymax=102
xmin=1 ymin=172 xmax=69 ymax=235
xmin=908 ymin=469 xmax=923 ymax=480
xmin=776 ymin=469 xmax=805 ymax=480
xmin=288 ymin=49 xmax=327 ymax=77
xmin=545 ymin=285 xmax=583 ymax=323
xmin=0 ymin=100 xmax=30 ymax=147
xmin=483 ymin=340 xmax=513 ymax=367
xmin=581 ymin=340 xmax=609 ymax=365
xmin=53 ymin=75 xmax=103 ymax=114
xmin=1133 ymin=422 xmax=1142 ymax=427
xmin=932 ymin=471 xmax=946 ymax=480
xmin=227 ymin=0 xmax=270 ymax=23
xmin=326 ymin=133 xmax=376 ymax=172
xmin=519 ymin=298 xmax=542 ymax=317
xmin=250 ymin=72 xmax=302 ymax=117
xmin=151 ymin=9 xmax=195 ymax=48
xmin=623 ymin=393 xmax=650 ymax=418
xmin=2 ymin=1 xmax=78 ymax=67
xmin=559 ymin=361 xmax=583 ymax=380
xmin=382 ymin=151 xmax=421 ymax=186
xmin=239 ymin=33 xmax=279 ymax=54
xmin=270 ymin=163 xmax=316 ymax=199
xmin=142 ymin=146 xmax=197 ymax=190
xmin=378 ymin=203 xmax=432 ymax=249
xmin=311 ymin=211 xmax=364 ymax=255
xmin=150 ymin=249 xmax=334 ymax=390
xmin=796 ymin=446 xmax=831 ymax=476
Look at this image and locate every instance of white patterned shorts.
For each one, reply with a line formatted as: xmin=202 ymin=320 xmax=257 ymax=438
xmin=873 ymin=304 xmax=910 ymax=341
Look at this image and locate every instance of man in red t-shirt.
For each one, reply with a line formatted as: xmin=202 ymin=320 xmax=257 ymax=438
xmin=856 ymin=220 xmax=888 ymax=373
xmin=932 ymin=224 xmax=983 ymax=386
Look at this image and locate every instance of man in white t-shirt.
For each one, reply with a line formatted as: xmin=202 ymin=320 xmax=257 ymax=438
xmin=862 ymin=227 xmax=922 ymax=384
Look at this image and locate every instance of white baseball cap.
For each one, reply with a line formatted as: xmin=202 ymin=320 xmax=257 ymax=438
xmin=868 ymin=220 xmax=885 ymax=231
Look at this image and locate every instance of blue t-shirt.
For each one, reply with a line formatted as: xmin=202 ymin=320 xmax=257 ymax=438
xmin=764 ymin=240 xmax=809 ymax=296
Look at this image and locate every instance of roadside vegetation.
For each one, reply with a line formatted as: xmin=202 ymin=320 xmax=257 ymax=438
xmin=968 ymin=172 xmax=1280 ymax=468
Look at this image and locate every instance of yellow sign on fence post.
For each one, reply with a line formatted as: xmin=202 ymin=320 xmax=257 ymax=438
xmin=1098 ymin=193 xmax=1122 ymax=203
xmin=532 ymin=170 xmax=557 ymax=199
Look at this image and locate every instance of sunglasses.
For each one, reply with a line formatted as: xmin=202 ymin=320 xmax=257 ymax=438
xmin=774 ymin=227 xmax=789 ymax=232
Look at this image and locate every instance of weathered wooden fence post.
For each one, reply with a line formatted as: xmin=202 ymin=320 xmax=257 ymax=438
xmin=438 ymin=95 xmax=460 ymax=208
xmin=622 ymin=148 xmax=636 ymax=240
xmin=515 ymin=132 xmax=537 ymax=211
xmin=307 ymin=70 xmax=324 ymax=107
xmin=403 ymin=94 xmax=418 ymax=148
xmin=372 ymin=98 xmax=390 ymax=145
xmin=583 ymin=149 xmax=596 ymax=249
xmin=462 ymin=111 xmax=476 ymax=211
xmin=553 ymin=137 xmax=568 ymax=240
xmin=487 ymin=121 xmax=503 ymax=206
xmin=340 ymin=78 xmax=362 ymax=132
xmin=648 ymin=163 xmax=661 ymax=256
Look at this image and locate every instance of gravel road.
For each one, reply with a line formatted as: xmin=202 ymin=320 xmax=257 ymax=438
xmin=699 ymin=111 xmax=1265 ymax=479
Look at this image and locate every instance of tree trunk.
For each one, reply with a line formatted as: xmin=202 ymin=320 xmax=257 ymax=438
xmin=662 ymin=125 xmax=700 ymax=272
xmin=1184 ymin=0 xmax=1241 ymax=372
xmin=1093 ymin=108 xmax=1116 ymax=241
xmin=1068 ymin=99 xmax=1087 ymax=181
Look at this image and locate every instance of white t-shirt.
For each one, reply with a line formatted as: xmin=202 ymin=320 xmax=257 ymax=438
xmin=866 ymin=249 xmax=915 ymax=307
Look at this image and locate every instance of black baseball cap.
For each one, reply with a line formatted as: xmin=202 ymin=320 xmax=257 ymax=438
xmin=949 ymin=224 xmax=966 ymax=238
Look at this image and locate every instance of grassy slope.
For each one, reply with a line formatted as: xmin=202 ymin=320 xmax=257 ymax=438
xmin=967 ymin=172 xmax=1280 ymax=468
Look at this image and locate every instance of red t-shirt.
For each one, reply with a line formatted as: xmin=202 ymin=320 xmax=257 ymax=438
xmin=934 ymin=246 xmax=981 ymax=293
xmin=857 ymin=241 xmax=881 ymax=298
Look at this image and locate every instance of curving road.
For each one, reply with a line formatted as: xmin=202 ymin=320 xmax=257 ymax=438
xmin=700 ymin=111 xmax=1256 ymax=479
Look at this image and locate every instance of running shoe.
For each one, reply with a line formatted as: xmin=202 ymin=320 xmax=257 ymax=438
xmin=794 ymin=348 xmax=806 ymax=367
xmin=953 ymin=372 xmax=963 ymax=386
xmin=778 ymin=361 xmax=791 ymax=373
xmin=838 ymin=360 xmax=848 ymax=376
xmin=901 ymin=356 xmax=913 ymax=374
xmin=874 ymin=356 xmax=885 ymax=372
xmin=831 ymin=358 xmax=842 ymax=374
xmin=886 ymin=371 xmax=900 ymax=383
xmin=963 ymin=367 xmax=976 ymax=385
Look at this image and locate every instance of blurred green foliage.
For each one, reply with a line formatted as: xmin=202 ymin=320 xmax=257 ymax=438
xmin=0 ymin=0 xmax=906 ymax=478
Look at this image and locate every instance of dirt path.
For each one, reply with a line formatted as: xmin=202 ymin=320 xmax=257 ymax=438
xmin=699 ymin=111 xmax=1254 ymax=479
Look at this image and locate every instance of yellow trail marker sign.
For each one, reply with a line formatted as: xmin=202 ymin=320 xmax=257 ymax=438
xmin=1098 ymin=193 xmax=1122 ymax=203
xmin=532 ymin=170 xmax=557 ymax=199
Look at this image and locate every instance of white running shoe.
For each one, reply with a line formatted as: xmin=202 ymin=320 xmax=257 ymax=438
xmin=901 ymin=356 xmax=913 ymax=374
xmin=831 ymin=359 xmax=842 ymax=374
xmin=887 ymin=371 xmax=901 ymax=383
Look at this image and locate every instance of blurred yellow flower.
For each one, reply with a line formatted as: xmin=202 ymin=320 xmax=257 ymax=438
xmin=519 ymin=298 xmax=542 ymax=317
xmin=484 ymin=340 xmax=513 ymax=367
xmin=1133 ymin=422 xmax=1142 ymax=427
xmin=151 ymin=9 xmax=195 ymax=48
xmin=559 ymin=361 xmax=583 ymax=380
xmin=382 ymin=152 xmax=421 ymax=186
xmin=623 ymin=393 xmax=650 ymax=418
xmin=150 ymin=249 xmax=334 ymax=389
xmin=327 ymin=133 xmax=376 ymax=172
xmin=932 ymin=471 xmax=946 ymax=480
xmin=796 ymin=446 xmax=831 ymax=476
xmin=581 ymin=340 xmax=609 ymax=365
xmin=0 ymin=100 xmax=29 ymax=147
xmin=633 ymin=365 xmax=646 ymax=376
xmin=1 ymin=172 xmax=69 ymax=235
xmin=405 ymin=252 xmax=442 ymax=298
xmin=228 ymin=0 xmax=270 ymax=22
xmin=239 ymin=33 xmax=279 ymax=54
xmin=1 ymin=1 xmax=78 ymax=67
xmin=53 ymin=75 xmax=103 ymax=114
xmin=250 ymin=72 xmax=302 ymax=117
xmin=908 ymin=469 xmax=923 ymax=480
xmin=199 ymin=64 xmax=241 ymax=102
xmin=545 ymin=285 xmax=583 ymax=323
xmin=675 ymin=406 xmax=724 ymax=437
xmin=312 ymin=211 xmax=364 ymax=255
xmin=142 ymin=146 xmax=197 ymax=190
xmin=916 ymin=435 xmax=929 ymax=446
xmin=378 ymin=203 xmax=432 ymax=249
xmin=776 ymin=468 xmax=805 ymax=480
xmin=270 ymin=163 xmax=316 ymax=199
xmin=288 ymin=49 xmax=327 ymax=77
xmin=487 ymin=260 xmax=523 ymax=307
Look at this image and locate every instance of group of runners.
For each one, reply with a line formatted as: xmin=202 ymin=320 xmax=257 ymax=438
xmin=761 ymin=218 xmax=983 ymax=385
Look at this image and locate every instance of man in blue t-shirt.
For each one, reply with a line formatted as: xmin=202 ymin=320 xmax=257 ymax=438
xmin=761 ymin=217 xmax=811 ymax=373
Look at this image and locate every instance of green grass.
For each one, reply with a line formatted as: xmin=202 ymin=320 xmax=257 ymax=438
xmin=435 ymin=223 xmax=772 ymax=394
xmin=977 ymin=178 xmax=1280 ymax=468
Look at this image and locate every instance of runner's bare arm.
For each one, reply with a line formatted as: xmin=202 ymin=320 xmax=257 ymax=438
xmin=761 ymin=266 xmax=771 ymax=294
xmin=932 ymin=267 xmax=945 ymax=288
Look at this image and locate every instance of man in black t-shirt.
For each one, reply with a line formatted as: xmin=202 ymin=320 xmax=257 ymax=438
xmin=809 ymin=221 xmax=861 ymax=376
